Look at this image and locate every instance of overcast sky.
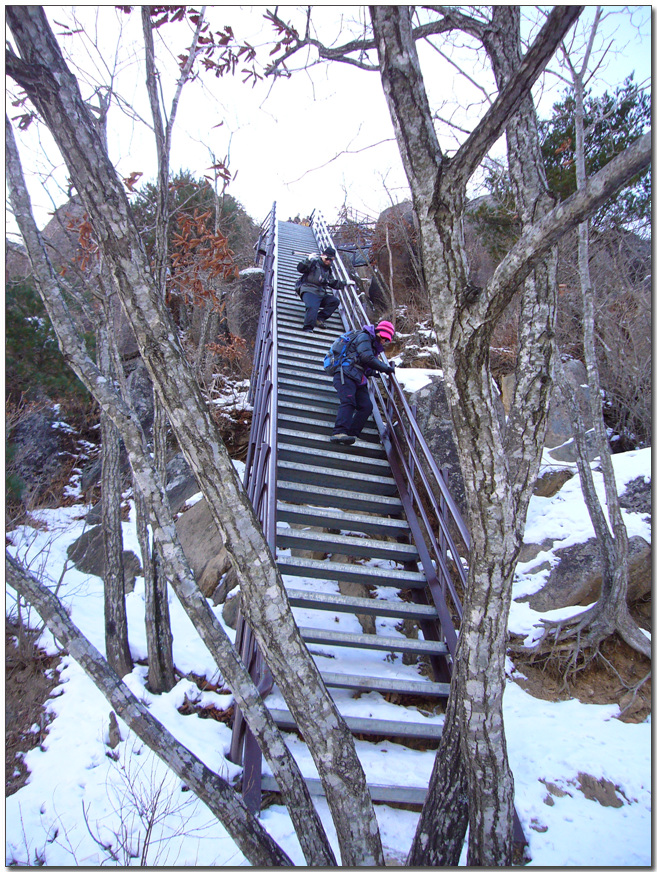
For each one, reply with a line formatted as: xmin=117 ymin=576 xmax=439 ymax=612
xmin=6 ymin=6 xmax=651 ymax=234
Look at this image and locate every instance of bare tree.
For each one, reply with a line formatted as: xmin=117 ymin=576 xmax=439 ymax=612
xmin=5 ymin=553 xmax=294 ymax=868
xmin=6 ymin=5 xmax=650 ymax=865
xmin=534 ymin=9 xmax=650 ymax=665
xmin=262 ymin=4 xmax=650 ymax=864
xmin=5 ymin=111 xmax=339 ymax=866
xmin=6 ymin=7 xmax=384 ymax=865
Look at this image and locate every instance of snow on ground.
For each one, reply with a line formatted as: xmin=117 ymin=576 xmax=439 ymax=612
xmin=5 ymin=446 xmax=651 ymax=866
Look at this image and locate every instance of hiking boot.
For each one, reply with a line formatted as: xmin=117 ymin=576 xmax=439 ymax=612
xmin=316 ymin=319 xmax=326 ymax=329
xmin=330 ymin=433 xmax=356 ymax=445
xmin=302 ymin=325 xmax=314 ymax=332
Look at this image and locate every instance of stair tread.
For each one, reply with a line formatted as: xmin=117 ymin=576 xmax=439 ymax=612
xmin=277 ymin=480 xmax=402 ymax=513
xmin=277 ymin=443 xmax=390 ymax=472
xmin=260 ymin=775 xmax=430 ymax=804
xmin=285 ymin=587 xmax=435 ymax=620
xmin=277 ymin=554 xmax=425 ymax=588
xmin=278 ymin=526 xmax=419 ymax=560
xmin=318 ymin=670 xmax=450 ymax=697
xmin=268 ymin=707 xmax=443 ymax=739
xmin=276 ymin=501 xmax=406 ymax=532
xmin=299 ymin=625 xmax=448 ymax=655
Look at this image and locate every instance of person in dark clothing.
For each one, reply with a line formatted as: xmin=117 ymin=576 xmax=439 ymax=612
xmin=296 ymin=246 xmax=344 ymax=331
xmin=330 ymin=320 xmax=396 ymax=445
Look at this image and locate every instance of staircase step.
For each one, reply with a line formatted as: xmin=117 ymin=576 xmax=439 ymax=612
xmin=285 ymin=587 xmax=436 ymax=620
xmin=277 ymin=502 xmax=407 ymax=536
xmin=260 ymin=775 xmax=430 ymax=805
xmin=278 ymin=387 xmax=338 ymax=408
xmin=277 ymin=554 xmax=425 ymax=589
xmin=277 ymin=442 xmax=390 ymax=476
xmin=279 ymin=377 xmax=336 ymax=400
xmin=277 ymin=526 xmax=419 ymax=563
xmin=267 ymin=708 xmax=443 ymax=740
xmin=318 ymin=670 xmax=450 ymax=698
xmin=277 ymin=460 xmax=397 ymax=495
xmin=299 ymin=626 xmax=448 ymax=656
xmin=278 ymin=365 xmax=333 ymax=385
xmin=278 ymin=427 xmax=385 ymax=459
xmin=278 ymin=411 xmax=379 ymax=440
xmin=277 ymin=480 xmax=402 ymax=515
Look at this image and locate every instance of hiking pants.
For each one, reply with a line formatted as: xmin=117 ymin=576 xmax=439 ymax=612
xmin=332 ymin=374 xmax=373 ymax=438
xmin=301 ymin=291 xmax=340 ymax=329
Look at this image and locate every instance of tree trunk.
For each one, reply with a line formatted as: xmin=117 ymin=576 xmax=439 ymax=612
xmin=7 ymin=10 xmax=383 ymax=864
xmin=6 ymin=113 xmax=337 ymax=867
xmin=97 ymin=315 xmax=133 ymax=677
xmin=542 ymin=40 xmax=650 ymax=661
xmin=370 ymin=6 xmax=572 ymax=864
xmin=6 ymin=553 xmax=294 ymax=868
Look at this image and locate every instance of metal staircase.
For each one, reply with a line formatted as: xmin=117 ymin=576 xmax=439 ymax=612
xmin=231 ymin=206 xmax=470 ymax=810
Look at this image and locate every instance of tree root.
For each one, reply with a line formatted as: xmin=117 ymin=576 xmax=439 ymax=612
xmin=510 ymin=600 xmax=651 ymax=690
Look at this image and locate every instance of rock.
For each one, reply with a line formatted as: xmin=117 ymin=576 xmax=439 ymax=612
xmin=404 ymin=375 xmax=466 ymax=519
xmin=66 ymin=526 xmax=141 ymax=592
xmin=108 ymin=711 xmax=122 ymax=749
xmin=212 ymin=566 xmax=240 ymax=606
xmin=125 ymin=360 xmax=154 ymax=435
xmin=547 ymin=430 xmax=599 ymax=463
xmin=9 ymin=408 xmax=71 ymax=507
xmin=405 ymin=372 xmax=505 ymax=523
xmin=174 ymin=497 xmax=232 ymax=599
xmin=337 ymin=577 xmax=376 ymax=635
xmin=166 ymin=453 xmax=200 ymax=516
xmin=222 ymin=591 xmax=241 ymax=629
xmin=517 ymin=535 xmax=651 ymax=611
xmin=544 ymin=359 xmax=593 ymax=449
xmin=619 ymin=475 xmax=652 ymax=516
xmin=533 ymin=468 xmax=575 ymax=498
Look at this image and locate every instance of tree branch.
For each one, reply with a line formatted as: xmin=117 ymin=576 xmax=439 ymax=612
xmin=486 ymin=131 xmax=651 ymax=305
xmin=444 ymin=6 xmax=584 ymax=193
xmin=5 ymin=552 xmax=294 ymax=868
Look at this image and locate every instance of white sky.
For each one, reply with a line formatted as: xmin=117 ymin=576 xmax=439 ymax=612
xmin=6 ymin=6 xmax=651 ymax=233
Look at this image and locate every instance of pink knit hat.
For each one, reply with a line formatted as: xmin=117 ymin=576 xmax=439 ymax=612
xmin=375 ymin=320 xmax=395 ymax=341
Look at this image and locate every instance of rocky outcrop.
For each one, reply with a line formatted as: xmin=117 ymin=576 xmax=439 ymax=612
xmin=9 ymin=406 xmax=76 ymax=507
xmin=175 ymin=497 xmax=236 ymax=602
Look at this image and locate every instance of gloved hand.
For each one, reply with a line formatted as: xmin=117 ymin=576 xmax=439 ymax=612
xmin=386 ymin=362 xmax=396 ymax=374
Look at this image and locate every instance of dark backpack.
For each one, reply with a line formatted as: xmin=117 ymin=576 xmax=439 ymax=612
xmin=323 ymin=330 xmax=358 ymax=376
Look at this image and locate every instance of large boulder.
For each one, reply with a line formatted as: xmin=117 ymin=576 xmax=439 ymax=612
xmin=66 ymin=527 xmax=142 ymax=593
xmin=516 ymin=534 xmax=651 ymax=612
xmin=544 ymin=359 xmax=594 ymax=450
xmin=404 ymin=372 xmax=505 ymax=522
xmin=174 ymin=497 xmax=235 ymax=602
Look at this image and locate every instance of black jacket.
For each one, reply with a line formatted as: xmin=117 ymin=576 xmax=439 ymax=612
xmin=296 ymin=256 xmax=343 ymax=299
xmin=342 ymin=327 xmax=394 ymax=383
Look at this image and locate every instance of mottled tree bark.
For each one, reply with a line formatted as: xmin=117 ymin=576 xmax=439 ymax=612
xmin=537 ymin=28 xmax=650 ymax=662
xmin=6 ymin=111 xmax=336 ymax=867
xmin=7 ymin=9 xmax=382 ymax=863
xmin=97 ymin=314 xmax=133 ymax=677
xmin=368 ymin=5 xmax=649 ymax=865
xmin=6 ymin=553 xmax=294 ymax=868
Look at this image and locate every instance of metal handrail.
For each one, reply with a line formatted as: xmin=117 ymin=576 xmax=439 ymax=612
xmin=312 ymin=210 xmax=470 ymax=640
xmin=230 ymin=205 xmax=278 ymax=806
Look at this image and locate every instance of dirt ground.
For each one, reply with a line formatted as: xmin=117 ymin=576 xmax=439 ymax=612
xmin=510 ymin=631 xmax=652 ymax=724
xmin=5 ymin=621 xmax=62 ymax=797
